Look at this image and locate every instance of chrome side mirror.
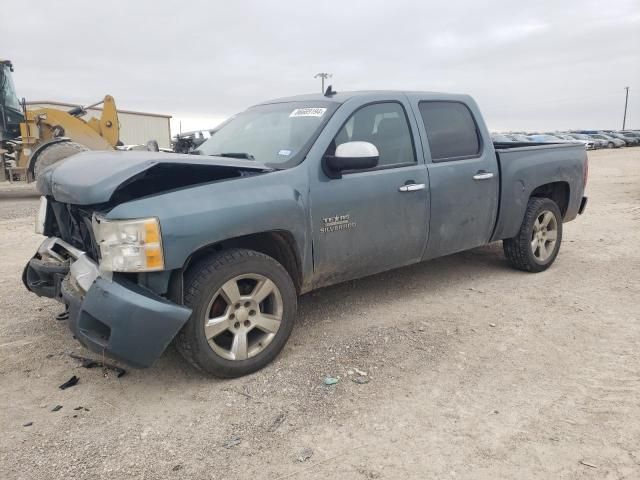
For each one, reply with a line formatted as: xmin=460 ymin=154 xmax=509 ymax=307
xmin=324 ymin=141 xmax=379 ymax=178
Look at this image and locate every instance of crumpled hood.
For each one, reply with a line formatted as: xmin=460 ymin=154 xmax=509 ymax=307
xmin=37 ymin=150 xmax=271 ymax=205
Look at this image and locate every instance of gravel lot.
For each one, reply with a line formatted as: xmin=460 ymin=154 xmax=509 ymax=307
xmin=1 ymin=148 xmax=639 ymax=479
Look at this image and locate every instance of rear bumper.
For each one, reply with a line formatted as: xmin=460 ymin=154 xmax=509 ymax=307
xmin=24 ymin=237 xmax=191 ymax=368
xmin=579 ymin=196 xmax=588 ymax=215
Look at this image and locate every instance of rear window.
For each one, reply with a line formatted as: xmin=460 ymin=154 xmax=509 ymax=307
xmin=418 ymin=101 xmax=481 ymax=161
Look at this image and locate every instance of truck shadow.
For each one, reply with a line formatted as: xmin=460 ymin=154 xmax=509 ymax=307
xmin=296 ymin=241 xmax=509 ymax=325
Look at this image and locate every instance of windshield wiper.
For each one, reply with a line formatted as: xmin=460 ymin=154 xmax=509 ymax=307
xmin=210 ymin=152 xmax=255 ymax=160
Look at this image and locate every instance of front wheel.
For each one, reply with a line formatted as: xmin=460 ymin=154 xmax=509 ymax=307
xmin=503 ymin=197 xmax=563 ymax=272
xmin=607 ymin=142 xmax=614 ymax=149
xmin=175 ymin=248 xmax=297 ymax=377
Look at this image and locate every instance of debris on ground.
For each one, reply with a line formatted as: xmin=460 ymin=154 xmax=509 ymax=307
xmin=222 ymin=436 xmax=241 ymax=448
xmin=51 ymin=405 xmax=62 ymax=412
xmin=69 ymin=353 xmax=126 ymax=378
xmin=352 ymin=376 xmax=370 ymax=384
xmin=357 ymin=468 xmax=381 ymax=479
xmin=172 ymin=464 xmax=183 ymax=471
xmin=22 ymin=422 xmax=33 ymax=427
xmin=58 ymin=375 xmax=79 ymax=390
xmin=579 ymin=460 xmax=597 ymax=468
xmin=268 ymin=412 xmax=287 ymax=432
xmin=241 ymin=385 xmax=252 ymax=398
xmin=297 ymin=447 xmax=314 ymax=462
xmin=324 ymin=377 xmax=339 ymax=385
xmin=489 ymin=323 xmax=496 ymax=327
xmin=353 ymin=368 xmax=367 ymax=376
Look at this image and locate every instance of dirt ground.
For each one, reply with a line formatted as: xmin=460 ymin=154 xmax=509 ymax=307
xmin=0 ymin=148 xmax=638 ymax=480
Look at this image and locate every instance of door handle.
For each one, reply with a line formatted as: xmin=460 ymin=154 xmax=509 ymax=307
xmin=473 ymin=172 xmax=494 ymax=180
xmin=399 ymin=183 xmax=426 ymax=192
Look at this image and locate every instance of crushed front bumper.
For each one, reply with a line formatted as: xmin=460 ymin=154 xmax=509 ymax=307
xmin=23 ymin=237 xmax=191 ymax=368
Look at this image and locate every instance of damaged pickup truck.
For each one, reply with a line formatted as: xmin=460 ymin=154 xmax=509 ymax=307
xmin=24 ymin=91 xmax=588 ymax=377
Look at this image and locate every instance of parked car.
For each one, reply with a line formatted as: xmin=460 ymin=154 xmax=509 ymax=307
xmin=621 ymin=131 xmax=640 ymax=139
xmin=554 ymin=134 xmax=595 ymax=150
xmin=505 ymin=133 xmax=533 ymax=142
xmin=491 ymin=133 xmax=515 ymax=142
xmin=604 ymin=132 xmax=639 ymax=146
xmin=527 ymin=134 xmax=571 ymax=143
xmin=568 ymin=133 xmax=604 ymax=149
xmin=24 ymin=90 xmax=589 ymax=377
xmin=172 ymin=128 xmax=220 ymax=153
xmin=588 ymin=134 xmax=625 ymax=148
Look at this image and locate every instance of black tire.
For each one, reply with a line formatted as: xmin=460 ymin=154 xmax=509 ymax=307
xmin=503 ymin=197 xmax=563 ymax=273
xmin=175 ymin=248 xmax=297 ymax=377
xmin=33 ymin=141 xmax=89 ymax=178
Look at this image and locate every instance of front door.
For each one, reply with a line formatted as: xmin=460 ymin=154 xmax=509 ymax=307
xmin=309 ymin=99 xmax=429 ymax=287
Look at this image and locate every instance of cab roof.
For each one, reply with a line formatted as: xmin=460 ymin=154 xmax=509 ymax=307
xmin=257 ymin=90 xmax=472 ymax=106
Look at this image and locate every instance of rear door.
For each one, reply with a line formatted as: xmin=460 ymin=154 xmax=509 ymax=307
xmin=407 ymin=96 xmax=499 ymax=259
xmin=308 ymin=96 xmax=429 ymax=287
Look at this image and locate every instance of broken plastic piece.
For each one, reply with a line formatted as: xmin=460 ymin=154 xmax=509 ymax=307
xmin=55 ymin=306 xmax=69 ymax=321
xmin=59 ymin=375 xmax=79 ymax=390
xmin=69 ymin=353 xmax=126 ymax=378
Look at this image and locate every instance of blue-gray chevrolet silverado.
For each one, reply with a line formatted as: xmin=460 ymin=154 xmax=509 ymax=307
xmin=23 ymin=91 xmax=588 ymax=377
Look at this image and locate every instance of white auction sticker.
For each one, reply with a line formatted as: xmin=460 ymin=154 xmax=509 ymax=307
xmin=289 ymin=107 xmax=327 ymax=118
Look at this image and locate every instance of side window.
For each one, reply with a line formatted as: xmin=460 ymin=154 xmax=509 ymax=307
xmin=418 ymin=101 xmax=481 ymax=161
xmin=333 ymin=102 xmax=415 ymax=168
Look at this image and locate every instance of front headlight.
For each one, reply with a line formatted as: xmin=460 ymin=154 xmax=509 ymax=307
xmin=93 ymin=216 xmax=164 ymax=272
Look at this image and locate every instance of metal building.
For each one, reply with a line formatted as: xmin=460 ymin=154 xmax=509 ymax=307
xmin=25 ymin=101 xmax=172 ymax=149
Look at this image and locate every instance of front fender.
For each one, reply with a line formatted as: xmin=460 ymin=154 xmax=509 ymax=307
xmin=105 ymin=169 xmax=310 ymax=274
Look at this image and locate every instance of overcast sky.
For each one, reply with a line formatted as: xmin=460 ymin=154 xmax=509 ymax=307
xmin=5 ymin=0 xmax=640 ymax=133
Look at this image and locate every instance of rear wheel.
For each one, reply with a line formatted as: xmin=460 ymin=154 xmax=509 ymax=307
xmin=176 ymin=248 xmax=297 ymax=377
xmin=33 ymin=141 xmax=89 ymax=178
xmin=503 ymin=197 xmax=563 ymax=272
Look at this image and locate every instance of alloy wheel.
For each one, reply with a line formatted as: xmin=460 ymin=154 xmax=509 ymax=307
xmin=531 ymin=210 xmax=558 ymax=262
xmin=203 ymin=274 xmax=283 ymax=360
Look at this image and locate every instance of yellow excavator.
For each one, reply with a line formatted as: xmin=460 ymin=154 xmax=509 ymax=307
xmin=1 ymin=59 xmax=120 ymax=181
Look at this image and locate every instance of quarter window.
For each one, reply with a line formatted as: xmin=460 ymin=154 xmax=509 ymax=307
xmin=333 ymin=102 xmax=415 ymax=168
xmin=419 ymin=101 xmax=481 ymax=161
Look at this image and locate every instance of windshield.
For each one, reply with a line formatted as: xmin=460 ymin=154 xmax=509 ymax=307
xmin=196 ymin=101 xmax=337 ymax=168
xmin=0 ymin=64 xmax=22 ymax=112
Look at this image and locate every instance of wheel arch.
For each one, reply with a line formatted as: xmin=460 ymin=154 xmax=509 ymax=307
xmin=175 ymin=230 xmax=303 ymax=298
xmin=529 ymin=181 xmax=570 ymax=218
